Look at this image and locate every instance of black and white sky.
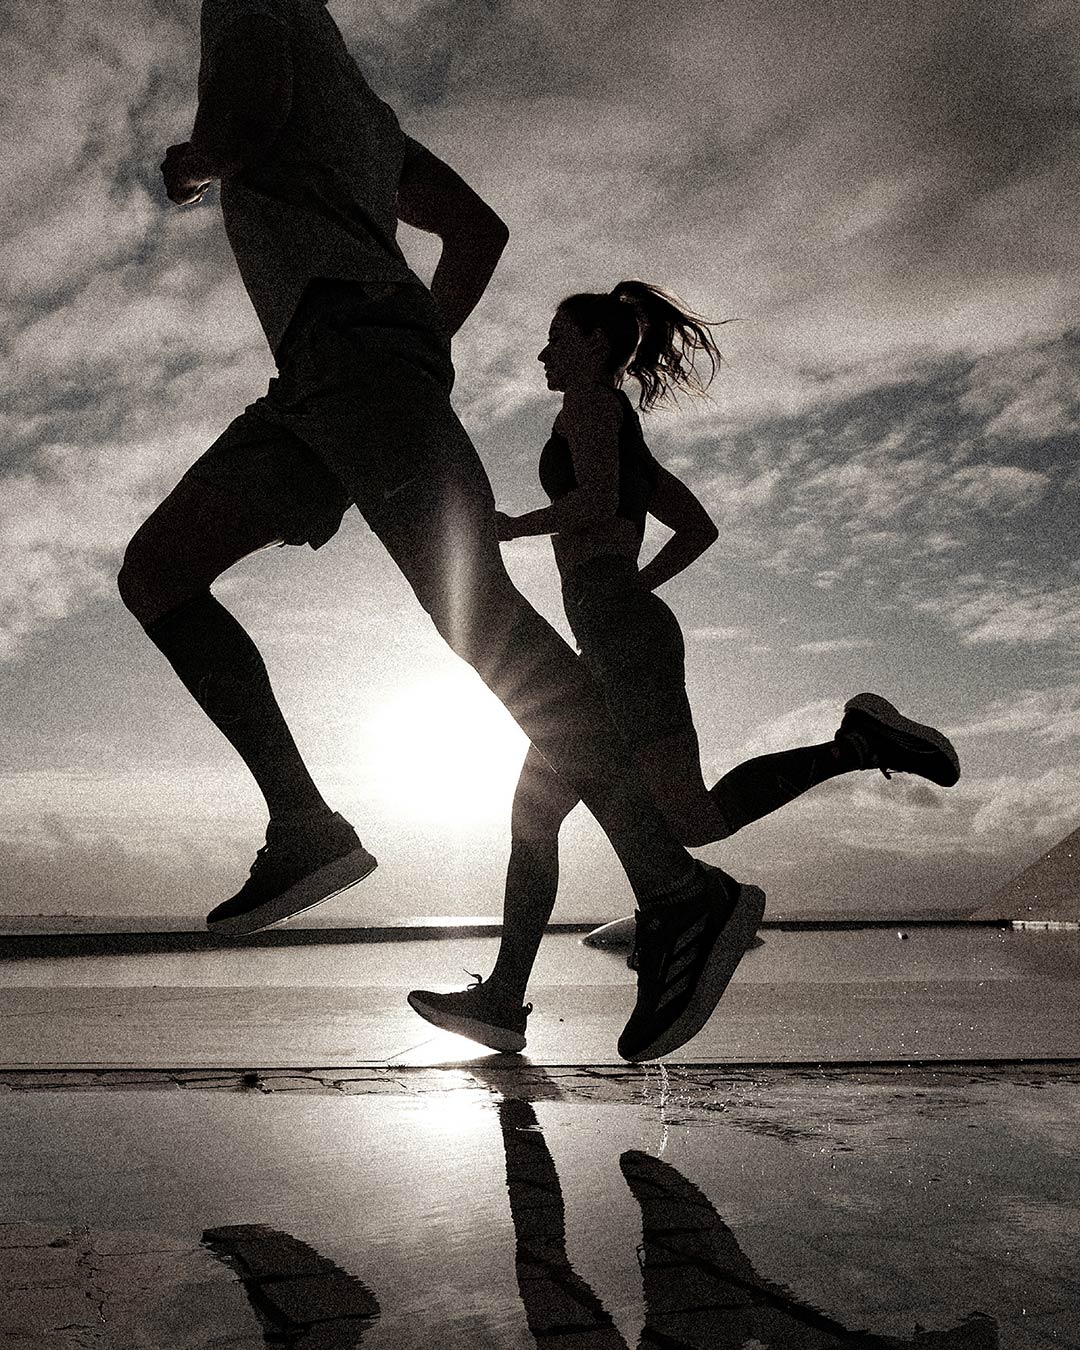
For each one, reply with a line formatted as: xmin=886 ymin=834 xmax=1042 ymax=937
xmin=2 ymin=0 xmax=1079 ymax=920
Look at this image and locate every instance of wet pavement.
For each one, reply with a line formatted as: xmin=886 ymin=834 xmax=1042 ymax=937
xmin=1 ymin=926 xmax=1078 ymax=1068
xmin=3 ymin=1064 xmax=1079 ymax=1347
xmin=1 ymin=924 xmax=1078 ymax=1347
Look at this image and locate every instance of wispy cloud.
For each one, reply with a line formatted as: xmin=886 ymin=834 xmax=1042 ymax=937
xmin=688 ymin=624 xmax=755 ymax=642
xmin=969 ymin=766 xmax=1080 ymax=843
xmin=914 ymin=575 xmax=1080 ymax=647
xmin=953 ymin=684 xmax=1080 ymax=742
xmin=796 ymin=637 xmax=873 ymax=654
xmin=3 ymin=0 xmax=1079 ymax=922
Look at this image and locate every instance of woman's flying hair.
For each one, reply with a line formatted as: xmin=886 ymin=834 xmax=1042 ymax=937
xmin=558 ymin=280 xmax=727 ymax=412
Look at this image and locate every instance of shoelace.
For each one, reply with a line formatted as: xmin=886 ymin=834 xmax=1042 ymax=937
xmin=247 ymin=844 xmax=270 ymax=878
xmin=842 ymin=728 xmax=893 ymax=780
xmin=461 ymin=970 xmax=531 ymax=1017
xmin=248 ymin=839 xmax=303 ymax=877
xmin=627 ymin=912 xmax=658 ymax=974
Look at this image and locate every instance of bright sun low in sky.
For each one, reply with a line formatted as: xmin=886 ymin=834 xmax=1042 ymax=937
xmin=359 ymin=668 xmax=530 ymax=828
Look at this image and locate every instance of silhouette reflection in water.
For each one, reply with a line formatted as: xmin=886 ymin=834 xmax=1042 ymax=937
xmin=202 ymin=1224 xmax=380 ymax=1348
xmin=200 ymin=1082 xmax=998 ymax=1348
xmin=495 ymin=1091 xmax=998 ymax=1349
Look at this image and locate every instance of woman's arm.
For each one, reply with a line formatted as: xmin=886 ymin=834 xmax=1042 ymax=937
xmin=636 ymin=463 xmax=719 ymax=591
xmin=498 ymin=389 xmax=622 ymax=538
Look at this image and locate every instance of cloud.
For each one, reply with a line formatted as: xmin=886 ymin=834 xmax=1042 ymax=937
xmin=0 ymin=437 xmax=175 ymax=659
xmin=3 ymin=0 xmax=1077 ymax=668
xmin=961 ymin=340 xmax=1080 ymax=444
xmin=953 ymin=684 xmax=1080 ymax=742
xmin=725 ymin=697 xmax=841 ymax=759
xmin=914 ymin=576 xmax=1080 ymax=647
xmin=970 ymin=766 xmax=1080 ymax=843
xmin=795 ymin=637 xmax=873 ymax=654
xmin=437 ymin=0 xmax=1079 ymax=432
xmin=0 ymin=0 xmax=196 ymax=304
xmin=688 ymin=625 xmax=755 ymax=642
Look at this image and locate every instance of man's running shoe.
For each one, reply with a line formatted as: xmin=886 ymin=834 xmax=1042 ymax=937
xmin=408 ymin=975 xmax=531 ymax=1053
xmin=617 ymin=865 xmax=765 ymax=1063
xmin=838 ymin=692 xmax=960 ymax=786
xmin=206 ymin=810 xmax=377 ymax=936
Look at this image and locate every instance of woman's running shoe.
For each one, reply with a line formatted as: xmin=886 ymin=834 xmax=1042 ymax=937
xmin=408 ymin=975 xmax=532 ymax=1053
xmin=837 ymin=693 xmax=960 ymax=786
xmin=206 ymin=809 xmax=377 ymax=936
xmin=617 ymin=865 xmax=766 ymax=1063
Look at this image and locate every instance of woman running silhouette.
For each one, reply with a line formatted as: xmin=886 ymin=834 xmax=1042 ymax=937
xmin=408 ymin=281 xmax=960 ymax=1051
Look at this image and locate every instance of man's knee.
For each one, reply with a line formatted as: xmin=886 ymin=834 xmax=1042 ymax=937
xmin=116 ymin=527 xmax=157 ymax=620
xmin=117 ymin=523 xmax=195 ymax=625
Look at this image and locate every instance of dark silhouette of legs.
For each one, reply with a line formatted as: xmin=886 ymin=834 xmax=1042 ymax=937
xmin=360 ymin=455 xmax=695 ymax=904
xmin=490 ymin=1091 xmax=998 ymax=1349
xmin=202 ymin=1223 xmax=380 ymax=1347
xmin=118 ymin=477 xmax=330 ymax=823
xmin=121 ymin=449 xmax=700 ymax=912
xmin=498 ymin=1096 xmax=630 ymax=1347
xmin=621 ymin=1149 xmax=998 ymax=1348
xmin=480 ymin=725 xmax=860 ymax=1008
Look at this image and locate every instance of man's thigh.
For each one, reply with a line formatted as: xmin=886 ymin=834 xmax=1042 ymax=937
xmin=361 ymin=450 xmax=502 ymax=625
xmin=121 ymin=410 xmax=349 ymax=621
xmin=120 ymin=475 xmax=287 ymax=621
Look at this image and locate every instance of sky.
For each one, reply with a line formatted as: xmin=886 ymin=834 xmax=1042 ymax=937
xmin=1 ymin=0 xmax=1079 ymax=924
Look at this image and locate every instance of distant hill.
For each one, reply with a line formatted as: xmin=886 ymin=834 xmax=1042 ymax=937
xmin=974 ymin=823 xmax=1080 ymax=922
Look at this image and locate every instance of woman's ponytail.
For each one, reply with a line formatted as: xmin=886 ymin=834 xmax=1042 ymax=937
xmin=558 ymin=281 xmax=726 ymax=412
xmin=609 ymin=280 xmax=724 ymax=412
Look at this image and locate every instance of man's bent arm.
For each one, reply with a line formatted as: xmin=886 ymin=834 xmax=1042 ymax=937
xmin=396 ymin=137 xmax=509 ymax=336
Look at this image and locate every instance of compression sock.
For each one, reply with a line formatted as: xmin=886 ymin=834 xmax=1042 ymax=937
xmin=710 ymin=738 xmax=862 ymax=835
xmin=637 ymin=857 xmax=709 ymax=910
xmin=144 ymin=592 xmax=329 ymax=821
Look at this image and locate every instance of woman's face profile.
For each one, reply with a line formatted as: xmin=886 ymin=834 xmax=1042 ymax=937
xmin=538 ymin=310 xmax=603 ymax=391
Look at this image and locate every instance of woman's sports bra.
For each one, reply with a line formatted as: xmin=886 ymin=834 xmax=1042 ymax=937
xmin=538 ymin=389 xmax=658 ymax=533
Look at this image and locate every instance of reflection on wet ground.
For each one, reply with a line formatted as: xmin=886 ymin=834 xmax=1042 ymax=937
xmin=497 ymin=1093 xmax=997 ymax=1348
xmin=3 ymin=1063 xmax=1076 ymax=1347
xmin=203 ymin=1225 xmax=380 ymax=1347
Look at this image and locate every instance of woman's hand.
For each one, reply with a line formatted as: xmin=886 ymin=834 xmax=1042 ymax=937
xmin=494 ymin=510 xmax=519 ymax=541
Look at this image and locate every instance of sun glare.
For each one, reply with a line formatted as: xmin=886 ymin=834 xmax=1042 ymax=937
xmin=360 ymin=667 xmax=530 ymax=826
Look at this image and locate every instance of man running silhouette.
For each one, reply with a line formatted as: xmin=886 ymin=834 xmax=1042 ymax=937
xmin=117 ymin=0 xmax=764 ymax=1061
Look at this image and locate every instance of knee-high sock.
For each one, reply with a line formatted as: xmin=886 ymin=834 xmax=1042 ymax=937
xmin=144 ymin=592 xmax=328 ymax=821
xmin=710 ymin=739 xmax=861 ymax=835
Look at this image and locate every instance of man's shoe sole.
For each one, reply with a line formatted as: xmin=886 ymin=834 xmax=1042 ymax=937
xmin=206 ymin=846 xmax=378 ymax=937
xmin=619 ymin=883 xmax=766 ymax=1063
xmin=844 ymin=692 xmax=960 ymax=786
xmin=406 ymin=992 xmax=527 ymax=1053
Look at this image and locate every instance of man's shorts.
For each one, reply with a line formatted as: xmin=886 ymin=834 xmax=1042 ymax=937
xmin=181 ymin=280 xmax=482 ymax=550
